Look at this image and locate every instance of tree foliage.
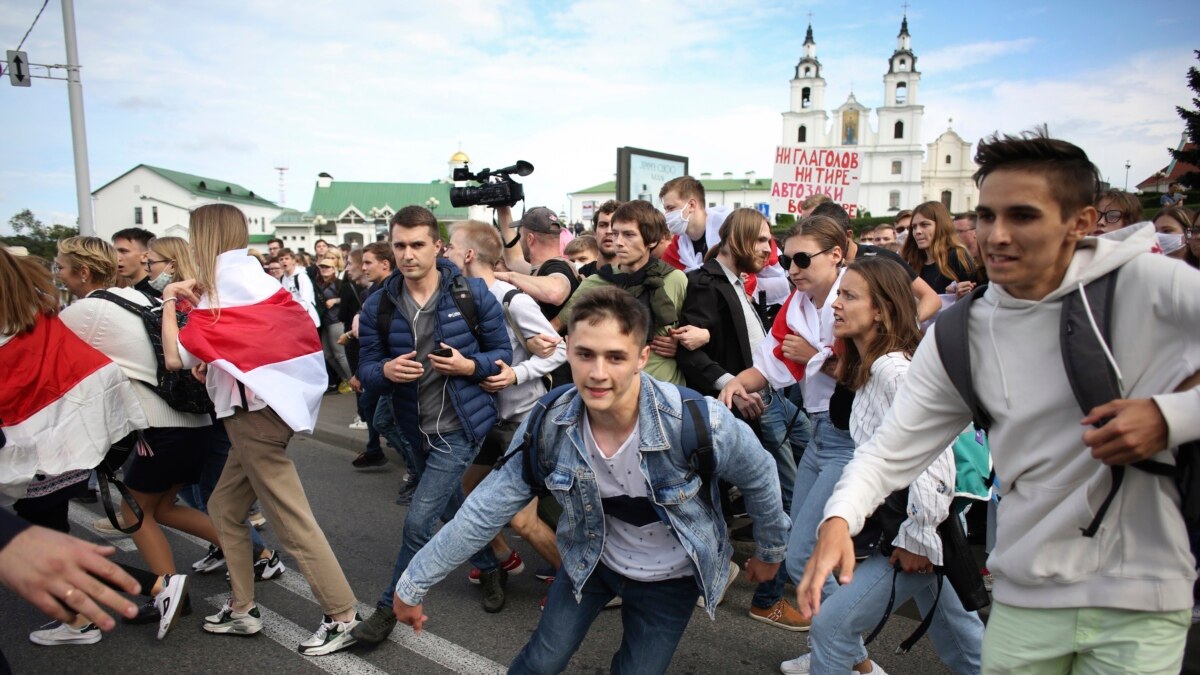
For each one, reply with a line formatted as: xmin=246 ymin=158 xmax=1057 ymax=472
xmin=1170 ymin=50 xmax=1200 ymax=190
xmin=1 ymin=209 xmax=79 ymax=260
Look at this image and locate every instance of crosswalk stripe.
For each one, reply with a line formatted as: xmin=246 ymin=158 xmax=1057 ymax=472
xmin=272 ymin=570 xmax=506 ymax=674
xmin=204 ymin=593 xmax=390 ymax=675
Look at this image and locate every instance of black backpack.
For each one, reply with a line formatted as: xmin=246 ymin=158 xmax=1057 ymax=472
xmin=91 ymin=291 xmax=214 ymax=415
xmin=934 ymin=270 xmax=1199 ymax=537
xmin=496 ymin=384 xmax=718 ymax=513
xmin=376 ymin=274 xmax=483 ymax=344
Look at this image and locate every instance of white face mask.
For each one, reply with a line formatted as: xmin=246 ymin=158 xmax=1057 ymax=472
xmin=663 ymin=203 xmax=690 ymax=232
xmin=149 ymin=271 xmax=173 ymax=292
xmin=1156 ymin=231 xmax=1185 ymax=256
xmin=572 ymin=260 xmax=585 ymax=271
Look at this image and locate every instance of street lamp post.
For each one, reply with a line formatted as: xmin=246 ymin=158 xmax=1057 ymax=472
xmin=1124 ymin=161 xmax=1131 ymax=191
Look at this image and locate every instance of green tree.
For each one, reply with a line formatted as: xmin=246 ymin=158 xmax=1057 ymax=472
xmin=1 ymin=209 xmax=79 ymax=260
xmin=1170 ymin=50 xmax=1200 ymax=190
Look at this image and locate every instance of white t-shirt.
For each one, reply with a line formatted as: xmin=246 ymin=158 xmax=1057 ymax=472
xmin=581 ymin=412 xmax=693 ymax=582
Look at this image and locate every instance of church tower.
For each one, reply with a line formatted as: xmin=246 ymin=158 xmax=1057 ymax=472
xmin=867 ymin=13 xmax=925 ymax=214
xmin=782 ymin=23 xmax=829 ymax=147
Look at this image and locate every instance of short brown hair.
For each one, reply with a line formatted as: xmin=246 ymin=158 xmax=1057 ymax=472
xmin=449 ymin=220 xmax=503 ymax=267
xmin=784 ymin=215 xmax=848 ymax=258
xmin=974 ymin=126 xmax=1100 ymax=220
xmin=565 ymin=235 xmax=600 ymax=257
xmin=390 ymin=205 xmax=440 ymax=242
xmin=802 ymin=193 xmax=832 ymax=211
xmin=592 ymin=200 xmax=621 ymax=227
xmin=611 ymin=200 xmax=669 ymax=252
xmin=1095 ymin=188 xmax=1143 ymax=224
xmin=569 ymin=286 xmax=650 ymax=344
xmin=362 ymin=242 xmax=395 ymax=269
xmin=659 ymin=176 xmax=706 ymax=205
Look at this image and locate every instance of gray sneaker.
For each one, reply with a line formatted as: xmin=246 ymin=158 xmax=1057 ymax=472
xmin=350 ymin=607 xmax=396 ymax=645
xmin=298 ymin=614 xmax=359 ymax=657
xmin=202 ymin=602 xmax=263 ymax=635
xmin=479 ymin=568 xmax=508 ymax=614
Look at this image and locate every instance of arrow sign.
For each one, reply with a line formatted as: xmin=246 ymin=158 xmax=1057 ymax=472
xmin=6 ymin=50 xmax=31 ymax=87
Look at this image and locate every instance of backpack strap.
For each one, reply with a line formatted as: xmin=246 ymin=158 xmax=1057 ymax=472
xmin=91 ymin=289 xmax=156 ymax=314
xmin=492 ymin=384 xmax=576 ymax=496
xmin=933 ymin=284 xmax=992 ymax=432
xmin=1060 ymin=269 xmax=1121 ymax=416
xmin=450 ymin=275 xmax=483 ymax=342
xmin=501 ymin=288 xmax=526 ymax=346
xmin=677 ymin=386 xmax=718 ymax=512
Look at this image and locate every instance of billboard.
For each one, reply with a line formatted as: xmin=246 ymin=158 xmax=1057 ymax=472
xmin=616 ymin=147 xmax=689 ymax=211
xmin=770 ymin=146 xmax=862 ymax=218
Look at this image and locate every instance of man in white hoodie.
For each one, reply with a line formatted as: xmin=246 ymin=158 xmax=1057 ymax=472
xmin=799 ymin=128 xmax=1200 ymax=673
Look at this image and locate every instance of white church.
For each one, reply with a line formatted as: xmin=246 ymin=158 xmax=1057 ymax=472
xmin=781 ymin=17 xmax=978 ymax=216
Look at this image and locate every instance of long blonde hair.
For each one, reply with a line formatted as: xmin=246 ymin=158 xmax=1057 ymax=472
xmin=190 ymin=204 xmax=249 ymax=311
xmin=149 ymin=236 xmax=197 ymax=283
xmin=0 ymin=248 xmax=59 ymax=335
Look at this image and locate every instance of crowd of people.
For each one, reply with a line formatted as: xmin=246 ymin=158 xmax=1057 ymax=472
xmin=1 ymin=127 xmax=1199 ymax=675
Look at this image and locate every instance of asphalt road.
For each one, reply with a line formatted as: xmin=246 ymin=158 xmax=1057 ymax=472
xmin=2 ymin=393 xmax=1196 ymax=674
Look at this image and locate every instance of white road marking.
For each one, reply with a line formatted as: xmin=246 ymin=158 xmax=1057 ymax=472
xmin=204 ymin=593 xmax=390 ymax=675
xmin=272 ymin=570 xmax=506 ymax=674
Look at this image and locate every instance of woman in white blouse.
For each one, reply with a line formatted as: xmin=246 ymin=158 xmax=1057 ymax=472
xmin=780 ymin=256 xmax=984 ymax=675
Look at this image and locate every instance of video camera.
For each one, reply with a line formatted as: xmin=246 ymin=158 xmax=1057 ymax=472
xmin=449 ymin=160 xmax=534 ymax=208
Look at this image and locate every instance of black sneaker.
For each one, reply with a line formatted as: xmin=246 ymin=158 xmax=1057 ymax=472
xmin=192 ymin=545 xmax=226 ymax=573
xmin=479 ymin=568 xmax=507 ymax=614
xmin=224 ymin=551 xmax=287 ymax=583
xmin=352 ymin=452 xmax=388 ymax=468
xmin=350 ymin=607 xmax=396 ymax=646
xmin=395 ymin=477 xmax=418 ymax=505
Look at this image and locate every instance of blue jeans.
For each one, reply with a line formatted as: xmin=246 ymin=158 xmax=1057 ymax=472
xmin=509 ymin=563 xmax=699 ymax=674
xmin=179 ymin=420 xmax=266 ymax=555
xmin=357 ymin=389 xmax=382 ymax=456
xmin=752 ymin=389 xmax=812 ymax=609
xmin=377 ymin=428 xmax=497 ymax=609
xmin=373 ymin=397 xmax=420 ymax=479
xmin=810 ymin=553 xmax=984 ymax=673
xmin=785 ymin=412 xmax=857 ymax=588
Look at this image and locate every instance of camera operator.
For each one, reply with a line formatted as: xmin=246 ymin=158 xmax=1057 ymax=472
xmin=494 ymin=206 xmax=579 ymax=324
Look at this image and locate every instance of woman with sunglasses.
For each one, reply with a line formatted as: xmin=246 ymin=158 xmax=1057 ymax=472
xmin=720 ymin=216 xmax=858 ymax=617
xmin=315 ymin=256 xmax=354 ymax=394
xmin=779 ymin=256 xmax=985 ymax=674
xmin=900 ymin=201 xmax=977 ymax=295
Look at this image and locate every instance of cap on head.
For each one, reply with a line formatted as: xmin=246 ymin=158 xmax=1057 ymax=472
xmin=514 ymin=207 xmax=563 ymax=235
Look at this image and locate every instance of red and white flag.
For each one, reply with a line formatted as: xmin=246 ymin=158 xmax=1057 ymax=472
xmin=753 ymin=268 xmax=843 ymax=405
xmin=180 ymin=250 xmax=325 ymax=433
xmin=0 ymin=315 xmax=146 ymax=501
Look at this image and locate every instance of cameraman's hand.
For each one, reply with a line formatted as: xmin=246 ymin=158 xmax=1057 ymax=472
xmin=495 ymin=205 xmax=513 ymax=230
xmin=384 ymin=352 xmax=423 ymax=383
xmin=429 ymin=343 xmax=476 ymax=377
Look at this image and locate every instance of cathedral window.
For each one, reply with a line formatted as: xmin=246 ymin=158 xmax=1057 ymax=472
xmin=941 ymin=191 xmax=953 ymax=209
xmin=945 ymin=154 xmax=952 ymax=165
xmin=894 ymin=121 xmax=904 ymax=139
xmin=798 ymin=126 xmax=807 ymax=143
xmin=802 ymin=87 xmax=812 ymax=109
xmin=891 ymin=160 xmax=902 ymax=175
xmin=804 ymin=66 xmax=812 ymax=77
xmin=889 ymin=191 xmax=901 ymax=210
xmin=895 ymin=82 xmax=908 ymax=104
xmin=899 ymin=58 xmax=908 ymax=72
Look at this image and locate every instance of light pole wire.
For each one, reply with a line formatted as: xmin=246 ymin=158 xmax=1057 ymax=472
xmin=14 ymin=0 xmax=51 ymax=52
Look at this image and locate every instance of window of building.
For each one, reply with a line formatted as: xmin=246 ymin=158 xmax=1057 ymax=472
xmin=804 ymin=66 xmax=812 ymax=77
xmin=899 ymin=58 xmax=908 ymax=72
xmin=152 ymin=206 xmax=158 ymax=224
xmin=891 ymin=160 xmax=902 ymax=175
xmin=894 ymin=120 xmax=904 ymax=139
xmin=895 ymin=82 xmax=908 ymax=104
xmin=941 ymin=190 xmax=953 ymax=209
xmin=733 ymin=202 xmax=742 ymax=208
xmin=134 ymin=207 xmax=143 ymax=225
xmin=945 ymin=154 xmax=952 ymax=165
xmin=889 ymin=191 xmax=901 ymax=210
xmin=798 ymin=125 xmax=807 ymax=143
xmin=801 ymin=86 xmax=811 ymax=109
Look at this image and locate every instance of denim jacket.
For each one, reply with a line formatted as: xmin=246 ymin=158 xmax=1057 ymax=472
xmin=396 ymin=373 xmax=791 ymax=618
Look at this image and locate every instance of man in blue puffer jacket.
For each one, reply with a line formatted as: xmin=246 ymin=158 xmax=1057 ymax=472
xmin=353 ymin=205 xmax=514 ymax=646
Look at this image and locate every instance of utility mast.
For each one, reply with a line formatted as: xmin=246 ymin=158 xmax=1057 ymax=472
xmin=274 ymin=165 xmax=288 ymax=207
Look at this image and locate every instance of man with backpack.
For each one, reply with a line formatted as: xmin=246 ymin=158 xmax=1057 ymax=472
xmin=391 ymin=287 xmax=790 ymax=673
xmin=799 ymin=128 xmax=1200 ymax=673
xmin=352 ymin=205 xmax=513 ymax=646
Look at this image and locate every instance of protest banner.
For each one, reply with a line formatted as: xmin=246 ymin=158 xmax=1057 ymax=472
xmin=770 ymin=146 xmax=862 ymax=218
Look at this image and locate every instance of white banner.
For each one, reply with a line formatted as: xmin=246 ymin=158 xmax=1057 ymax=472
xmin=770 ymin=146 xmax=863 ymax=218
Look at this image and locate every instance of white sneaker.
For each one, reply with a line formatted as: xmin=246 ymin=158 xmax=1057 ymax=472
xmin=203 ymin=602 xmax=263 ymax=635
xmin=780 ymin=653 xmax=888 ymax=675
xmin=255 ymin=551 xmax=286 ymax=580
xmin=697 ymin=560 xmax=740 ymax=608
xmin=298 ymin=614 xmax=359 ymax=656
xmin=154 ymin=573 xmax=189 ymax=640
xmin=29 ymin=621 xmax=101 ymax=646
xmin=348 ymin=417 xmax=368 ymax=430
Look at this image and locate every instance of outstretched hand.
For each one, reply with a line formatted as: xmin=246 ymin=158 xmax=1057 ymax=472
xmin=796 ymin=518 xmax=857 ymax=619
xmin=1081 ymin=398 xmax=1169 ymax=466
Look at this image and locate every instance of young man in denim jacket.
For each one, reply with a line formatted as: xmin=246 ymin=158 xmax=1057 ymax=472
xmin=392 ymin=287 xmax=791 ymax=674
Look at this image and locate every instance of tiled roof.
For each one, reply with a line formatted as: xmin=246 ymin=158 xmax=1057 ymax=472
xmin=309 ymin=180 xmax=469 ymax=220
xmin=1137 ymin=142 xmax=1198 ymax=190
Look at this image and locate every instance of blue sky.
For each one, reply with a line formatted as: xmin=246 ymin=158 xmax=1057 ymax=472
xmin=1 ymin=0 xmax=1197 ymax=233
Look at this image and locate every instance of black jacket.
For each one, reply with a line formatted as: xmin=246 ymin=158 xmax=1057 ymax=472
xmin=677 ymin=259 xmax=758 ymax=396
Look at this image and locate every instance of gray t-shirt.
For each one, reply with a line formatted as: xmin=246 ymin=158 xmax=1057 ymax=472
xmin=400 ymin=286 xmax=463 ymax=436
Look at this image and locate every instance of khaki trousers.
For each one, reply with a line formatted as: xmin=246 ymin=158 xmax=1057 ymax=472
xmin=210 ymin=406 xmax=356 ymax=615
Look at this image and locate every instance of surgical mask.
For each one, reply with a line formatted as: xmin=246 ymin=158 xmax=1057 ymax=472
xmin=1156 ymin=231 xmax=1185 ymax=256
xmin=148 ymin=271 xmax=173 ymax=292
xmin=663 ymin=204 xmax=690 ymax=232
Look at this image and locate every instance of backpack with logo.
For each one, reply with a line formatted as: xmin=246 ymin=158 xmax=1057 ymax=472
xmin=91 ymin=290 xmax=214 ymax=415
xmin=934 ymin=269 xmax=1199 ymax=537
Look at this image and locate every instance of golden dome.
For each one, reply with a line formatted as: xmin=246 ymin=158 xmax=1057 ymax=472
xmin=450 ymin=151 xmax=470 ymax=163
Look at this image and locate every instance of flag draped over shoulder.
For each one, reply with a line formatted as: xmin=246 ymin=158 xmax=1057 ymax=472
xmin=752 ymin=267 xmax=843 ymax=393
xmin=0 ymin=315 xmax=146 ymax=501
xmin=179 ymin=250 xmax=325 ymax=432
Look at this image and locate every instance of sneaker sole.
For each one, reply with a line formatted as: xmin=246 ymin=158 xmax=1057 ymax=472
xmin=746 ymin=611 xmax=811 ymax=632
xmin=202 ymin=621 xmax=262 ymax=635
xmin=194 ymin=560 xmax=227 ymax=574
xmin=298 ymin=633 xmax=357 ymax=656
xmin=29 ymin=632 xmax=101 ymax=646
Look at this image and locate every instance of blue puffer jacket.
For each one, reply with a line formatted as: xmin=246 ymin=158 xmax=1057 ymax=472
xmin=359 ymin=260 xmax=512 ymax=451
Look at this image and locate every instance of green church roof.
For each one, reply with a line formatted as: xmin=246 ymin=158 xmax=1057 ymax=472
xmin=309 ymin=180 xmax=469 ymax=220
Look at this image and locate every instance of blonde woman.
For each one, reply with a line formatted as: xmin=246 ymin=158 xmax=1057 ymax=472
xmin=146 ymin=237 xmax=196 ymax=296
xmin=161 ymin=204 xmax=360 ymax=656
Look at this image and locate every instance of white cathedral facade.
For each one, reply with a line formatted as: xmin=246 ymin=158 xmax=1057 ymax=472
xmin=781 ymin=17 xmax=978 ymax=216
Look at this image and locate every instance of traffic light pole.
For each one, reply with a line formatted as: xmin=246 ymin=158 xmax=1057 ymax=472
xmin=61 ymin=0 xmax=93 ymax=235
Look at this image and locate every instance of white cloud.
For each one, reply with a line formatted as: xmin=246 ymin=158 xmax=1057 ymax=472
xmin=920 ymin=38 xmax=1037 ymax=73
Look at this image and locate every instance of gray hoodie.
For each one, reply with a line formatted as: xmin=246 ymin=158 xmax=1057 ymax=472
xmin=825 ymin=226 xmax=1200 ymax=612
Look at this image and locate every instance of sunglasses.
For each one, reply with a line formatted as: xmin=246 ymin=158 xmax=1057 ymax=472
xmin=779 ymin=246 xmax=833 ymax=270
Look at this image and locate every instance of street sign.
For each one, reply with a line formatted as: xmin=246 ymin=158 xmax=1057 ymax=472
xmin=756 ymin=202 xmax=770 ymax=218
xmin=6 ymin=50 xmax=31 ymax=87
